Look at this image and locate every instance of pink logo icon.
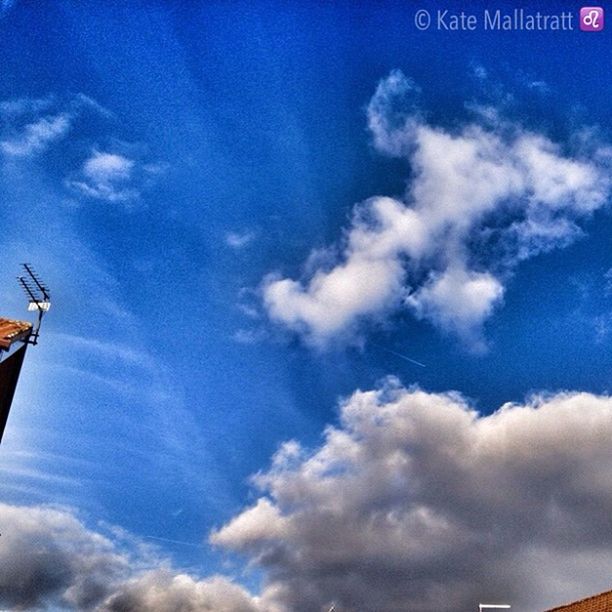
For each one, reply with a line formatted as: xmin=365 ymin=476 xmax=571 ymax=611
xmin=580 ymin=7 xmax=604 ymax=31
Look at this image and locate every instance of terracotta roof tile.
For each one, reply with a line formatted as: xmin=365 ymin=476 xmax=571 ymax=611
xmin=545 ymin=589 xmax=612 ymax=611
xmin=0 ymin=318 xmax=32 ymax=350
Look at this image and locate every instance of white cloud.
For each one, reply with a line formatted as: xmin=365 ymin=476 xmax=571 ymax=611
xmin=73 ymin=93 xmax=115 ymax=119
xmin=226 ymin=230 xmax=257 ymax=249
xmin=1 ymin=112 xmax=72 ymax=157
xmin=0 ymin=93 xmax=112 ymax=158
xmin=84 ymin=151 xmax=134 ymax=183
xmin=0 ymin=93 xmax=154 ymax=204
xmin=262 ymin=71 xmax=610 ymax=348
xmin=528 ymin=80 xmax=550 ymax=93
xmin=66 ymin=150 xmax=142 ymax=203
xmin=0 ymin=95 xmax=54 ymax=118
xmin=213 ymin=381 xmax=612 ymax=611
xmin=366 ymin=69 xmax=422 ymax=157
xmin=263 ymin=236 xmax=405 ymax=345
xmin=406 ymin=266 xmax=504 ymax=348
xmin=232 ymin=328 xmax=267 ymax=345
xmin=100 ymin=571 xmax=262 ymax=612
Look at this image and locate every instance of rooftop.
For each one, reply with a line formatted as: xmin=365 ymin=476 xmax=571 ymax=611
xmin=546 ymin=589 xmax=612 ymax=612
xmin=0 ymin=318 xmax=33 ymax=351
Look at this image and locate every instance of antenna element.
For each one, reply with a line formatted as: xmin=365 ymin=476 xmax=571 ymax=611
xmin=17 ymin=263 xmax=51 ymax=345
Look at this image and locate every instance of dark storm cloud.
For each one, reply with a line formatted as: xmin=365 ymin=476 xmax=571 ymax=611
xmin=0 ymin=503 xmax=261 ymax=611
xmin=0 ymin=503 xmax=130 ymax=609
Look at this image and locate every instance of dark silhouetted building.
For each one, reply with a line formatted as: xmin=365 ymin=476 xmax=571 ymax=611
xmin=0 ymin=318 xmax=33 ymax=443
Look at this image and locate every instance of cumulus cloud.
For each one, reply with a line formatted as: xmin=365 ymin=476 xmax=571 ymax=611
xmin=0 ymin=503 xmax=131 ymax=609
xmin=0 ymin=502 xmax=262 ymax=611
xmin=5 ymin=384 xmax=612 ymax=610
xmin=65 ymin=149 xmax=162 ymax=204
xmin=406 ymin=267 xmax=504 ymax=348
xmin=100 ymin=570 xmax=262 ymax=612
xmin=66 ymin=151 xmax=138 ymax=202
xmin=85 ymin=151 xmax=134 ymax=183
xmin=213 ymin=381 xmax=612 ymax=611
xmin=262 ymin=70 xmax=610 ymax=347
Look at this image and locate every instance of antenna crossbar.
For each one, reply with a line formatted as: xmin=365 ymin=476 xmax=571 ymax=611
xmin=16 ymin=264 xmax=51 ymax=345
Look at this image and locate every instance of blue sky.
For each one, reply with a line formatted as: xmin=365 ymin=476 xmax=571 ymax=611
xmin=0 ymin=2 xmax=611 ymax=610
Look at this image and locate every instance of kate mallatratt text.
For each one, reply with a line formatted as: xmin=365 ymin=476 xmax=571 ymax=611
xmin=434 ymin=9 xmax=574 ymax=31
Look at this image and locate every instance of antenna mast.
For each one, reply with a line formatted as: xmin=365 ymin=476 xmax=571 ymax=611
xmin=0 ymin=265 xmax=52 ymax=444
xmin=17 ymin=263 xmax=51 ymax=345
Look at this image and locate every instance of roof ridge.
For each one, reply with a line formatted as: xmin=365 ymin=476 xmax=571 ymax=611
xmin=545 ymin=588 xmax=612 ymax=611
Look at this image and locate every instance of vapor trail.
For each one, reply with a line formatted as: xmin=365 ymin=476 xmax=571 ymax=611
xmin=376 ymin=345 xmax=426 ymax=368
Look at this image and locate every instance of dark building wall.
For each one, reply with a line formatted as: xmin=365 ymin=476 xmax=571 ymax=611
xmin=0 ymin=344 xmax=28 ymax=443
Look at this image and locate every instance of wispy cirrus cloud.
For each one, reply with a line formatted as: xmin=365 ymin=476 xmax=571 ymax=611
xmin=0 ymin=93 xmax=160 ymax=205
xmin=0 ymin=93 xmax=110 ymax=158
xmin=226 ymin=230 xmax=257 ymax=250
xmin=604 ymin=268 xmax=612 ymax=295
xmin=0 ymin=95 xmax=54 ymax=118
xmin=1 ymin=112 xmax=72 ymax=157
xmin=262 ymin=70 xmax=610 ymax=349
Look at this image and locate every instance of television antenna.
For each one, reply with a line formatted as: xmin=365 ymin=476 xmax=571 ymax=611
xmin=17 ymin=263 xmax=51 ymax=346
